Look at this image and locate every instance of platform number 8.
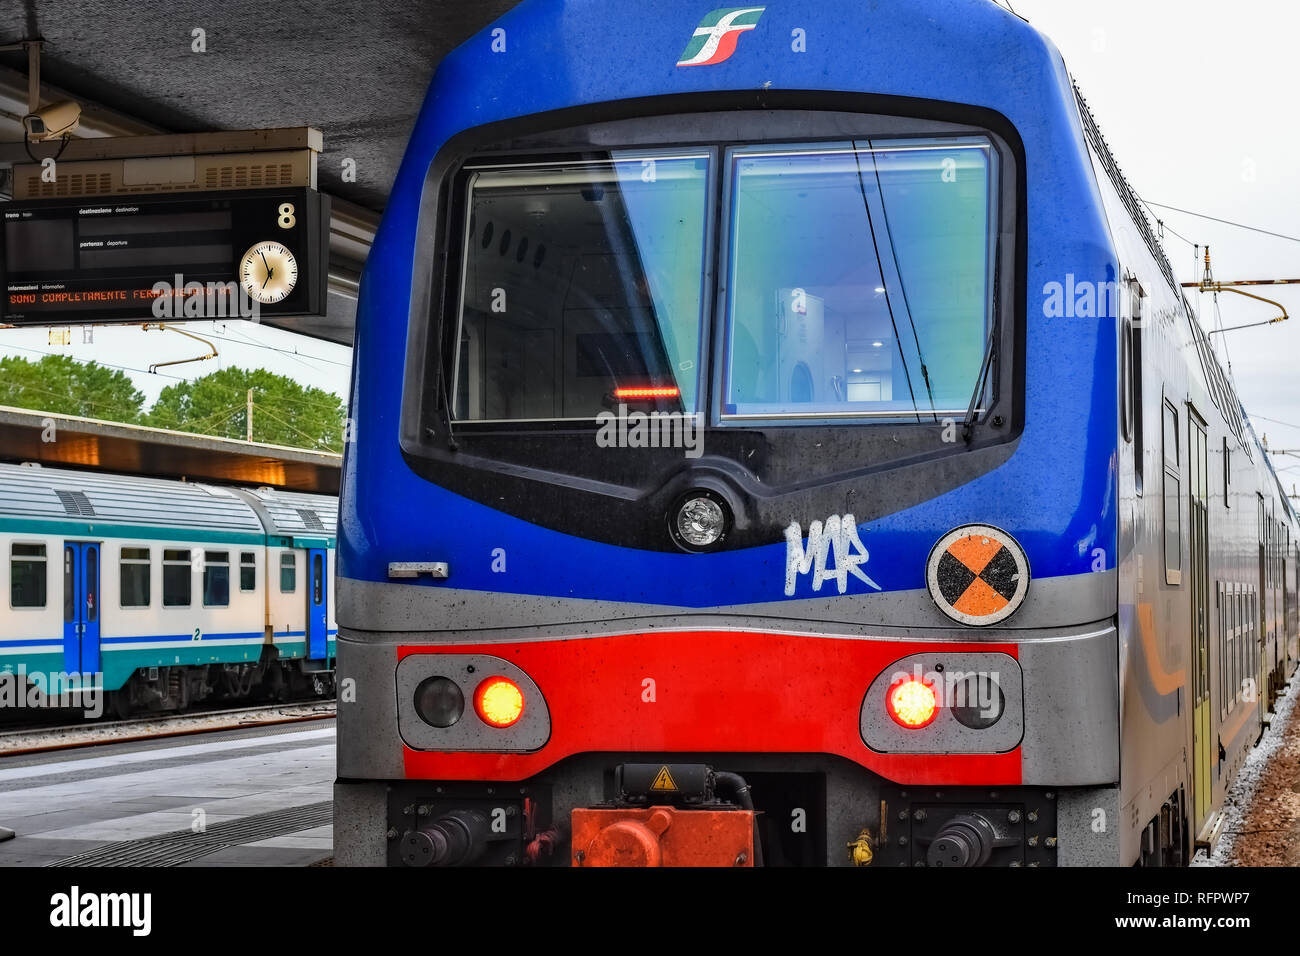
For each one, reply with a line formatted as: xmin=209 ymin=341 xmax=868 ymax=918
xmin=278 ymin=203 xmax=296 ymax=229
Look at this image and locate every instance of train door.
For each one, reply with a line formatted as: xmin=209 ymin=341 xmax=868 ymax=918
xmin=305 ymin=548 xmax=328 ymax=660
xmin=1257 ymin=494 xmax=1267 ymax=724
xmin=1188 ymin=412 xmax=1211 ymax=830
xmin=1265 ymin=500 xmax=1277 ymax=705
xmin=1293 ymin=544 xmax=1299 ymax=669
xmin=61 ymin=541 xmax=101 ymax=675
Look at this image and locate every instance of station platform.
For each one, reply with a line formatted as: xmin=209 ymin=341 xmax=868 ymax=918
xmin=0 ymin=721 xmax=334 ymax=867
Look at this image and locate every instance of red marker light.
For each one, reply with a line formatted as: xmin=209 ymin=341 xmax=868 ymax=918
xmin=614 ymin=386 xmax=680 ymax=400
xmin=887 ymin=677 xmax=938 ymax=729
xmin=474 ymin=677 xmax=525 ymax=728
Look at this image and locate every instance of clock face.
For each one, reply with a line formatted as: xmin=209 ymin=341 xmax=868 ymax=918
xmin=239 ymin=241 xmax=299 ymax=305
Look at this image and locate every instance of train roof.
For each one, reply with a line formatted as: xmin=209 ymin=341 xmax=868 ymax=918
xmin=0 ymin=461 xmax=336 ymax=543
xmin=234 ymin=485 xmax=340 ymax=539
xmin=409 ymin=0 xmax=1063 ymax=177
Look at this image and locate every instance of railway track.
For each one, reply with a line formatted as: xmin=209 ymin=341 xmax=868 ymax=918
xmin=0 ymin=701 xmax=336 ymax=757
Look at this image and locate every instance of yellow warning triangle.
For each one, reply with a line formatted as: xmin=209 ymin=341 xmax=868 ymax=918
xmin=650 ymin=766 xmax=678 ymax=791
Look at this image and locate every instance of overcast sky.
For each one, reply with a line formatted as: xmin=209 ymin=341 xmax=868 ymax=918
xmin=1013 ymin=0 xmax=1300 ymax=489
xmin=2 ymin=0 xmax=1297 ymax=481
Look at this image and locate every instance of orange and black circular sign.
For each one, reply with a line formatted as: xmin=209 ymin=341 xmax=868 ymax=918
xmin=926 ymin=524 xmax=1029 ymax=626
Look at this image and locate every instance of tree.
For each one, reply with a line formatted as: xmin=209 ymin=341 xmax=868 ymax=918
xmin=0 ymin=354 xmax=146 ymax=422
xmin=144 ymin=366 xmax=346 ymax=452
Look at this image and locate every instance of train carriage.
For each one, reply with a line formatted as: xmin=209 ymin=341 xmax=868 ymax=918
xmin=0 ymin=461 xmax=338 ymax=714
xmin=334 ymin=0 xmax=1298 ymax=866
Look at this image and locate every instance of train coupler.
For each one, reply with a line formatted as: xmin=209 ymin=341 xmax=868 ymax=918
xmin=571 ymin=806 xmax=756 ymax=867
xmin=571 ymin=763 xmax=759 ymax=866
xmin=873 ymin=785 xmax=1058 ymax=867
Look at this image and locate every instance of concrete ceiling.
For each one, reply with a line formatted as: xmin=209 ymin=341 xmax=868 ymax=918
xmin=0 ymin=0 xmax=520 ymax=212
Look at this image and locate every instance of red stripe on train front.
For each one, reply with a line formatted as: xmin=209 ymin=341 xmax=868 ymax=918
xmin=398 ymin=630 xmax=1022 ymax=785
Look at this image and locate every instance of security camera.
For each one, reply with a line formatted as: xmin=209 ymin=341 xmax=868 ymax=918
xmin=23 ymin=100 xmax=81 ymax=142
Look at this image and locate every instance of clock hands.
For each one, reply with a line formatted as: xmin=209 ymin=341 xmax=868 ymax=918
xmin=241 ymin=242 xmax=295 ymax=304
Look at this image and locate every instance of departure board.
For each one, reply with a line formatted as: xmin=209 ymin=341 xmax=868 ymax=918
xmin=1 ymin=187 xmax=330 ymax=325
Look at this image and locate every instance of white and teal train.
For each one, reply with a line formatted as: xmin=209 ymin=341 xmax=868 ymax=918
xmin=0 ymin=461 xmax=337 ymax=715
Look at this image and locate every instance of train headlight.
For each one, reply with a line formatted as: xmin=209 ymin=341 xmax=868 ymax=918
xmin=474 ymin=676 xmax=525 ymax=728
xmin=414 ymin=676 xmax=465 ymax=728
xmin=950 ymin=674 xmax=1005 ymax=729
xmin=671 ymin=492 xmax=728 ymax=551
xmin=887 ymin=677 xmax=938 ymax=729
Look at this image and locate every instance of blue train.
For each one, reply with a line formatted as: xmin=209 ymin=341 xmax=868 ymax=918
xmin=334 ymin=0 xmax=1297 ymax=866
xmin=0 ymin=462 xmax=337 ymax=716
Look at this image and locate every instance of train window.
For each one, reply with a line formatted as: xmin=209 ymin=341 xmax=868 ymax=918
xmin=280 ymin=552 xmax=297 ymax=592
xmin=1242 ymin=590 xmax=1253 ymax=681
xmin=1163 ymin=400 xmax=1181 ymax=585
xmin=1221 ymin=584 xmax=1231 ymax=714
xmin=203 ymin=551 xmax=230 ymax=607
xmin=450 ymin=151 xmax=709 ymax=421
xmin=85 ymin=547 xmax=97 ymax=622
xmin=120 ymin=547 xmax=150 ymax=608
xmin=1120 ymin=315 xmax=1133 ymax=442
xmin=63 ymin=546 xmax=73 ymax=620
xmin=313 ymin=553 xmax=323 ymax=604
xmin=1221 ymin=584 xmax=1232 ymax=714
xmin=721 ymin=137 xmax=998 ymax=421
xmin=10 ymin=542 xmax=47 ymax=608
xmin=1223 ymin=437 xmax=1231 ymax=508
xmin=240 ymin=552 xmax=256 ymax=591
xmin=1130 ymin=283 xmax=1144 ymax=495
xmin=162 ymin=549 xmax=192 ymax=607
xmin=1216 ymin=584 xmax=1223 ymax=715
xmin=1233 ymin=590 xmax=1243 ymax=705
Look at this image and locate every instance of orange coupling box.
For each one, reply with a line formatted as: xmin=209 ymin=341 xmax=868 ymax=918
xmin=571 ymin=807 xmax=756 ymax=867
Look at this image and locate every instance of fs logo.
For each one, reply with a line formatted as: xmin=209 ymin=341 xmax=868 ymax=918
xmin=677 ymin=7 xmax=765 ymax=67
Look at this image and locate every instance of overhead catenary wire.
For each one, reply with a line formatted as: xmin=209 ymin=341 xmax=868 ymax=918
xmin=205 ymin=321 xmax=352 ymax=369
xmin=0 ymin=341 xmax=347 ymax=416
xmin=1212 ymin=293 xmax=1234 ymax=375
xmin=0 ymin=377 xmax=145 ymax=419
xmin=0 ymin=342 xmax=348 ymax=437
xmin=1138 ymin=196 xmax=1199 ymax=249
xmin=244 ymin=402 xmax=337 ymax=452
xmin=1144 ymin=200 xmax=1300 ymax=245
xmin=1247 ymin=413 xmax=1300 ymax=432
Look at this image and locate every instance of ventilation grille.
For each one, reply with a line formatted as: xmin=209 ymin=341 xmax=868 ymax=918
xmin=204 ymin=162 xmax=296 ymax=190
xmin=54 ymin=489 xmax=95 ymax=517
xmin=21 ymin=171 xmax=114 ymax=198
xmin=296 ymin=508 xmax=324 ymax=531
xmin=13 ymin=150 xmax=313 ymax=199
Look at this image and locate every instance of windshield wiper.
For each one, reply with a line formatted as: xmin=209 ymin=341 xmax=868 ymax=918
xmin=961 ymin=238 xmax=1001 ymax=444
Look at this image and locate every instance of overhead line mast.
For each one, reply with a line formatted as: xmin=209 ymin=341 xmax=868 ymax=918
xmin=1182 ymin=247 xmax=1300 ymax=335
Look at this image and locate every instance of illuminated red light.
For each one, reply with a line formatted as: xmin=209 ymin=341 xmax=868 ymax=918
xmin=614 ymin=386 xmax=680 ymax=400
xmin=887 ymin=677 xmax=939 ymax=729
xmin=474 ymin=677 xmax=525 ymax=728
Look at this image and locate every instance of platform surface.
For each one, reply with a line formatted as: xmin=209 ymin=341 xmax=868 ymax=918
xmin=0 ymin=722 xmax=335 ymax=867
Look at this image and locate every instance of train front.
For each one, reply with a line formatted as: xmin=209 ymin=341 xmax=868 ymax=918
xmin=335 ymin=0 xmax=1121 ymax=867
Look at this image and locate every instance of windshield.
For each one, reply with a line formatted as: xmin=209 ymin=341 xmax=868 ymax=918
xmin=722 ymin=137 xmax=998 ymax=421
xmin=451 ymin=152 xmax=709 ymax=422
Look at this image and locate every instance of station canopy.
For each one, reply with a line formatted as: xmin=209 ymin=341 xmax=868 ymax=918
xmin=0 ymin=0 xmax=521 ymax=345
